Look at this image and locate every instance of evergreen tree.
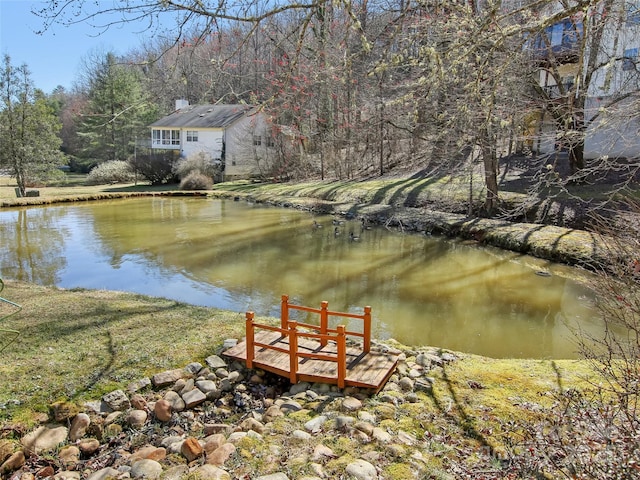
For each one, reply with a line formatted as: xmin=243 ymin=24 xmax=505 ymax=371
xmin=77 ymin=52 xmax=153 ymax=162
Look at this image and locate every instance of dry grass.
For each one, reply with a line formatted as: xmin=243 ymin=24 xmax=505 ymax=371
xmin=0 ymin=174 xmax=178 ymax=207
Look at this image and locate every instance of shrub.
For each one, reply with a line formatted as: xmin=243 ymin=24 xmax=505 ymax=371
xmin=130 ymin=152 xmax=178 ymax=185
xmin=173 ymin=152 xmax=219 ymax=181
xmin=68 ymin=157 xmax=98 ymax=174
xmin=179 ymin=171 xmax=213 ymax=191
xmin=86 ymin=161 xmax=135 ymax=185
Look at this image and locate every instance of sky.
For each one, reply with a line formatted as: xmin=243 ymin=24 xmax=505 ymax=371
xmin=0 ymin=0 xmax=158 ymax=93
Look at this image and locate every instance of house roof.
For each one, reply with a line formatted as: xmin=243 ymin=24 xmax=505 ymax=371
xmin=150 ymin=104 xmax=255 ymax=129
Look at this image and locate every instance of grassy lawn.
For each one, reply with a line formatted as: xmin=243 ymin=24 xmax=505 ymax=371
xmin=0 ymin=279 xmax=250 ymax=425
xmin=0 ymin=174 xmax=180 ymax=203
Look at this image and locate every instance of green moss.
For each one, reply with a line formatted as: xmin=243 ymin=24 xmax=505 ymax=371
xmin=382 ymin=462 xmax=416 ymax=479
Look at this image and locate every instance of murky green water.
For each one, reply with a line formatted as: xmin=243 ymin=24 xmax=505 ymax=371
xmin=0 ymin=197 xmax=603 ymax=358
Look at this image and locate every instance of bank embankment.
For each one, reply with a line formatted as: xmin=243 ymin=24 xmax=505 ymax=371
xmin=207 ymin=188 xmax=614 ymax=271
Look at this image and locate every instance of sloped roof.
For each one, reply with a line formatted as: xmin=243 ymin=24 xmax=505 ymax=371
xmin=150 ymin=104 xmax=255 ymax=129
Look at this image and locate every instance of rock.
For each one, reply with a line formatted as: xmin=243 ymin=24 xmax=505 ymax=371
xmin=345 ymin=459 xmax=378 ymax=480
xmin=239 ymin=417 xmax=264 ymax=434
xmin=130 ymin=445 xmax=166 ymax=463
xmin=185 ymin=362 xmax=203 ymax=375
xmin=204 ymin=424 xmax=232 ymax=435
xmin=255 ymin=474 xmax=289 ymax=480
xmin=182 ymin=388 xmax=207 ymax=408
xmin=406 ymin=392 xmax=420 ymax=403
xmin=206 ymin=443 xmax=236 ymax=466
xmin=203 ymin=434 xmax=226 ymax=454
xmin=263 ymin=405 xmax=284 ymax=422
xmin=78 ymin=438 xmax=100 ymax=456
xmin=0 ymin=440 xmax=14 ymax=463
xmin=311 ymin=444 xmax=336 ymax=461
xmin=160 ymin=465 xmax=189 ymax=480
xmin=358 ymin=411 xmax=376 ymax=423
xmin=279 ymin=400 xmax=302 ymax=414
xmin=397 ymin=430 xmax=417 ymax=445
xmin=193 ymin=464 xmax=231 ymax=480
xmin=196 ymin=380 xmax=218 ymax=395
xmin=161 ymin=436 xmax=184 ymax=449
xmin=154 ymin=399 xmax=172 ymax=422
xmin=179 ymin=378 xmax=195 ymax=395
xmin=372 ymin=427 xmax=392 ymax=444
xmin=181 ymin=437 xmax=204 ymax=462
xmin=289 ymin=382 xmax=311 ymax=395
xmin=353 ymin=421 xmax=374 ymax=436
xmin=127 ymin=377 xmax=151 ymax=393
xmin=1 ymin=451 xmax=25 ymax=474
xmin=398 ymin=377 xmax=414 ymax=392
xmin=441 ymin=352 xmax=456 ymax=362
xmin=53 ymin=471 xmax=81 ymax=480
xmin=152 ymin=368 xmax=189 ymax=388
xmin=414 ymin=378 xmax=433 ymax=393
xmin=50 ymin=401 xmax=80 ymax=423
xmin=130 ymin=459 xmax=163 ymax=479
xmin=130 ymin=394 xmax=148 ymax=410
xmin=335 ymin=416 xmax=356 ymax=430
xmin=126 ymin=409 xmax=148 ymax=428
xmin=341 ymin=397 xmax=363 ymax=412
xmin=165 ymin=439 xmax=184 ymax=455
xmin=227 ymin=432 xmax=247 ymax=444
xmin=173 ymin=378 xmax=188 ymax=392
xmin=104 ymin=411 xmax=122 ymax=425
xmin=292 ymin=430 xmax=312 ymax=441
xmin=102 ymin=390 xmax=130 ymax=411
xmin=58 ymin=445 xmax=80 ymax=467
xmin=21 ymin=425 xmax=68 ymax=455
xmin=163 ymin=390 xmax=186 ymax=412
xmin=69 ymin=413 xmax=91 ymax=441
xmin=304 ymin=416 xmax=328 ymax=433
xmin=205 ymin=355 xmax=228 ymax=370
xmin=86 ymin=467 xmax=120 ymax=480
xmin=37 ymin=466 xmax=56 ymax=477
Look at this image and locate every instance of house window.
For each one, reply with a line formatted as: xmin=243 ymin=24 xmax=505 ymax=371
xmin=186 ymin=130 xmax=198 ymax=142
xmin=622 ymin=48 xmax=638 ymax=71
xmin=152 ymin=129 xmax=180 ymax=146
xmin=266 ymin=136 xmax=275 ymax=147
xmin=253 ymin=135 xmax=262 ymax=146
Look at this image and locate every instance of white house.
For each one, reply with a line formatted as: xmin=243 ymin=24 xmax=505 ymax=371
xmin=149 ymin=100 xmax=275 ymax=180
xmin=518 ymin=1 xmax=640 ymax=159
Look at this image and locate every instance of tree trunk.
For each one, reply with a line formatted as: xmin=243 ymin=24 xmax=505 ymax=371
xmin=568 ymin=121 xmax=586 ymax=175
xmin=482 ymin=145 xmax=499 ymax=215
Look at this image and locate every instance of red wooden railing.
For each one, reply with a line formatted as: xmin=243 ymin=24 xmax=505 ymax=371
xmin=244 ymin=295 xmax=372 ymax=388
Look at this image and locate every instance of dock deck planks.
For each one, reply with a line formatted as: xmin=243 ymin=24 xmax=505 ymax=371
xmin=223 ymin=330 xmax=399 ymax=392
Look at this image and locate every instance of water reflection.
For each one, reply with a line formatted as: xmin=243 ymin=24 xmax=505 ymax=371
xmin=0 ymin=197 xmax=602 ymax=358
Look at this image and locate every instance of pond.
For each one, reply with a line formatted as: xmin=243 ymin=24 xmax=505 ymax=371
xmin=0 ymin=197 xmax=603 ymax=358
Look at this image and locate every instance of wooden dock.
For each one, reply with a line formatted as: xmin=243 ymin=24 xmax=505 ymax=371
xmin=222 ymin=295 xmax=399 ymax=393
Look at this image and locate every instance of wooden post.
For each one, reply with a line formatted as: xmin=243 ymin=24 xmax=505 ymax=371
xmin=320 ymin=300 xmax=329 ymax=346
xmin=288 ymin=321 xmax=298 ymax=384
xmin=337 ymin=325 xmax=346 ymax=389
xmin=281 ymin=294 xmax=289 ymax=330
xmin=245 ymin=311 xmax=255 ymax=369
xmin=363 ymin=306 xmax=371 ymax=353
